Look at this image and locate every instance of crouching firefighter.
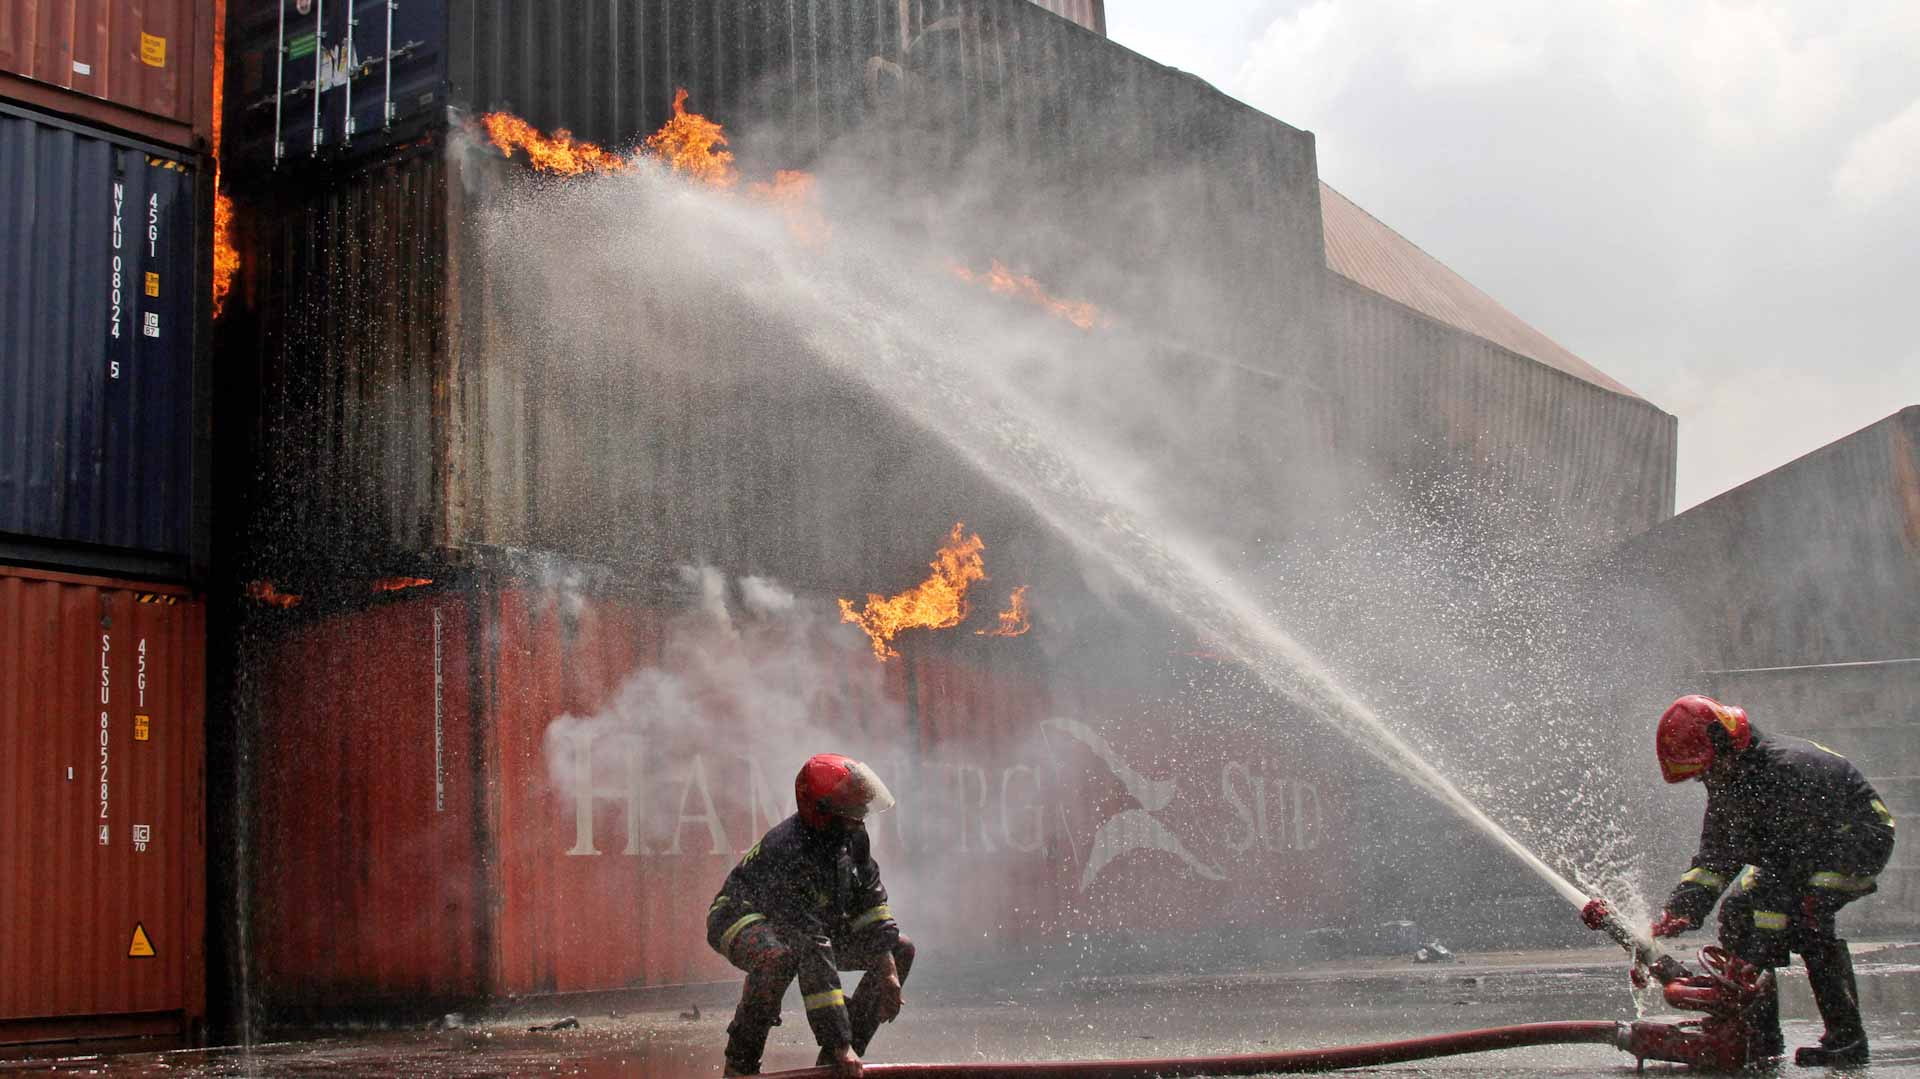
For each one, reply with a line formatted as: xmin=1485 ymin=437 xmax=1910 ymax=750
xmin=1650 ymin=694 xmax=1896 ymax=1066
xmin=707 ymin=754 xmax=913 ymax=1077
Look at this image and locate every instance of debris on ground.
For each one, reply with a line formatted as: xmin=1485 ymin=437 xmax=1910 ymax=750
xmin=528 ymin=1016 xmax=580 ymax=1033
xmin=678 ymin=1003 xmax=702 ymax=1021
xmin=1415 ymin=941 xmax=1457 ymax=963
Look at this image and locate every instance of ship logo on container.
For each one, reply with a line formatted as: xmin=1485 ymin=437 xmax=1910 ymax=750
xmin=1041 ymin=717 xmax=1225 ymax=891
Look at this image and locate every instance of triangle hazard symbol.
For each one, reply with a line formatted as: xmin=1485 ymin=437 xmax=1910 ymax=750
xmin=128 ymin=922 xmax=156 ymax=958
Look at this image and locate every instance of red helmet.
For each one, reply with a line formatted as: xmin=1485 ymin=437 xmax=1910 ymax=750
xmin=1656 ymin=694 xmax=1751 ymax=783
xmin=795 ymin=754 xmax=897 ymax=829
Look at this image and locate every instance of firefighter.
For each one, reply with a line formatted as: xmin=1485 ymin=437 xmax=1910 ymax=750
xmin=1650 ymin=694 xmax=1895 ymax=1066
xmin=706 ymin=754 xmax=912 ymax=1077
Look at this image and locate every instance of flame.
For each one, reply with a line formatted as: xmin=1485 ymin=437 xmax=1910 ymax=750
xmin=245 ymin=580 xmax=302 ymax=608
xmin=371 ymin=576 xmax=434 ymax=593
xmin=481 ymin=112 xmax=633 ymax=175
xmin=748 ymin=168 xmax=830 ymax=245
xmin=975 ymin=585 xmax=1031 ymax=638
xmin=642 ymin=89 xmax=738 ymax=188
xmin=839 ymin=523 xmax=988 ymax=660
xmin=949 ymin=259 xmax=1102 ymax=330
xmin=210 ymin=0 xmax=237 ymax=317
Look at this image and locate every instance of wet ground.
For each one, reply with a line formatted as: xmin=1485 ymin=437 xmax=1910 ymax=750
xmin=12 ymin=942 xmax=1920 ymax=1077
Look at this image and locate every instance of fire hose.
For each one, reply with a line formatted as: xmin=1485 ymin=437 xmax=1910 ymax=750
xmin=759 ymin=895 xmax=1771 ymax=1077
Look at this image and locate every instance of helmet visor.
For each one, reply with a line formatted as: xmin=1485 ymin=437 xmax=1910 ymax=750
xmin=828 ymin=759 xmax=897 ymax=819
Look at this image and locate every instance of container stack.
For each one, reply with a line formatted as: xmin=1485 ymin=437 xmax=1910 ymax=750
xmin=0 ymin=1 xmax=213 ymax=1049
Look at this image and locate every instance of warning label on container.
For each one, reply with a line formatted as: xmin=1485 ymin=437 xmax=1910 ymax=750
xmin=144 ymin=272 xmax=159 ymax=297
xmin=128 ymin=922 xmax=155 ymax=958
xmin=140 ymin=33 xmax=166 ymax=68
xmin=135 ymin=714 xmax=150 ymax=741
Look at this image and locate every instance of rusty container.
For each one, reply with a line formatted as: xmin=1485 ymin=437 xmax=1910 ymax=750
xmin=0 ymin=564 xmax=206 ymax=1046
xmin=0 ymin=0 xmax=217 ymax=152
xmin=238 ymin=559 xmax=1452 ymax=1020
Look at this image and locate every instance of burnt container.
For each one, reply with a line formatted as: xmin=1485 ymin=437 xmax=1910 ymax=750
xmin=0 ymin=104 xmax=209 ymax=583
xmin=233 ymin=558 xmax=1523 ymax=1021
xmin=0 ymin=565 xmax=207 ymax=1047
xmin=0 ymin=0 xmax=218 ymax=153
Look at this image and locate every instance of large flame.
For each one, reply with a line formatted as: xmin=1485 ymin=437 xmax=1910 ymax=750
xmin=481 ymin=113 xmax=632 ymax=175
xmin=371 ymin=576 xmax=434 ymax=593
xmin=976 ymin=585 xmax=1031 ymax=638
xmin=839 ymin=523 xmax=988 ymax=660
xmin=950 ymin=259 xmax=1102 ymax=331
xmin=210 ymin=0 xmax=236 ymax=317
xmin=642 ymin=88 xmax=738 ymax=188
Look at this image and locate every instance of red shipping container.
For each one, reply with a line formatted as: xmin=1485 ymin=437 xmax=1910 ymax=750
xmin=0 ymin=565 xmax=206 ymax=1045
xmin=0 ymin=0 xmax=217 ymax=153
xmin=243 ymin=572 xmax=1383 ymax=1018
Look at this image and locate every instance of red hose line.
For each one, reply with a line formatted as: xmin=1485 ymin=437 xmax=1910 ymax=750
xmin=760 ymin=1020 xmax=1628 ymax=1078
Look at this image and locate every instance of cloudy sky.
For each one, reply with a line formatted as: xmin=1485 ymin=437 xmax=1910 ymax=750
xmin=1101 ymin=1 xmax=1919 ymax=510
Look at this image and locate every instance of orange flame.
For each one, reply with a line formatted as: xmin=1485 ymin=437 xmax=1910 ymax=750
xmin=481 ymin=112 xmax=633 ymax=175
xmin=839 ymin=523 xmax=988 ymax=660
xmin=976 ymin=585 xmax=1031 ymax=638
xmin=950 ymin=259 xmax=1102 ymax=330
xmin=372 ymin=576 xmax=434 ymax=593
xmin=210 ymin=0 xmax=237 ymax=317
xmin=245 ymin=580 xmax=302 ymax=608
xmin=748 ymin=168 xmax=830 ymax=244
xmin=642 ymin=89 xmax=738 ymax=188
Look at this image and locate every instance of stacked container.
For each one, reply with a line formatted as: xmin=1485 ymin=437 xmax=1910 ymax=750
xmin=0 ymin=0 xmax=213 ymax=1048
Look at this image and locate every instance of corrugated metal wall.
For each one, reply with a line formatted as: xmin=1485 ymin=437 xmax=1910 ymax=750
xmin=1631 ymin=407 xmax=1917 ymax=670
xmin=0 ymin=566 xmax=205 ymax=1044
xmin=241 ymin=576 xmax=1412 ymax=1017
xmin=1024 ymin=0 xmax=1104 ymax=35
xmin=0 ymin=105 xmax=205 ymax=580
xmin=1325 ymin=276 xmax=1677 ymax=542
xmin=0 ymin=0 xmax=216 ymax=152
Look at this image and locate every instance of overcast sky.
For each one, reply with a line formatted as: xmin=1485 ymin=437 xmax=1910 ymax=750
xmin=1101 ymin=1 xmax=1919 ymax=511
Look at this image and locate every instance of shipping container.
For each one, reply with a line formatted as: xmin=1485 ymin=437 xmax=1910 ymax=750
xmin=223 ymin=0 xmax=1327 ymax=373
xmin=0 ymin=104 xmax=209 ymax=582
xmin=235 ymin=562 xmax=1544 ymax=1020
xmin=0 ymin=0 xmax=217 ymax=153
xmin=1323 ymin=273 xmax=1678 ymax=543
xmin=0 ymin=564 xmax=206 ymax=1046
xmin=1025 ymin=0 xmax=1105 ymax=35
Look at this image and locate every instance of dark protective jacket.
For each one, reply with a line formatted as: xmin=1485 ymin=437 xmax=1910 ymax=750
xmin=1667 ymin=727 xmax=1895 ymax=926
xmin=708 ymin=813 xmax=899 ymax=1047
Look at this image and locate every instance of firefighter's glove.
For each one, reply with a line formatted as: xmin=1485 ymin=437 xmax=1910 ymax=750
xmin=829 ymin=1045 xmax=864 ymax=1079
xmin=1649 ymin=911 xmax=1693 ymax=938
xmin=1579 ymin=898 xmax=1613 ymax=930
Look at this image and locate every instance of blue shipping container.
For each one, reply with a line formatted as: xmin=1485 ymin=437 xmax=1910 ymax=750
xmin=0 ymin=104 xmax=203 ymax=577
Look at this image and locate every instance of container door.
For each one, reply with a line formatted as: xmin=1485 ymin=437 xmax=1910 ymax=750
xmin=0 ymin=107 xmax=199 ymax=578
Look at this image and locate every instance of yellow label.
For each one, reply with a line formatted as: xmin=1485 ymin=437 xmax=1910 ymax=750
xmin=144 ymin=272 xmax=159 ymax=298
xmin=139 ymin=32 xmax=166 ymax=68
xmin=128 ymin=922 xmax=156 ymax=958
xmin=134 ymin=714 xmax=151 ymax=741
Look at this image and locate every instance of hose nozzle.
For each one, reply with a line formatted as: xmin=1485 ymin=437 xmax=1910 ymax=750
xmin=1579 ymin=897 xmax=1690 ymax=986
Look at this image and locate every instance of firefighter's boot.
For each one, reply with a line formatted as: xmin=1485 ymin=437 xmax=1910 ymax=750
xmin=1743 ymin=974 xmax=1784 ymax=1060
xmin=1797 ymin=940 xmax=1868 ymax=1066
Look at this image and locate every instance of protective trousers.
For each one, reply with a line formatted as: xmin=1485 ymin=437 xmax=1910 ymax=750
xmin=722 ymin=922 xmax=915 ymax=1075
xmin=1718 ymin=853 xmax=1884 ymax=1057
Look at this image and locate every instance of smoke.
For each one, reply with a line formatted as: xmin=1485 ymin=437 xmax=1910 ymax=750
xmin=540 ymin=566 xmax=903 ymax=853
